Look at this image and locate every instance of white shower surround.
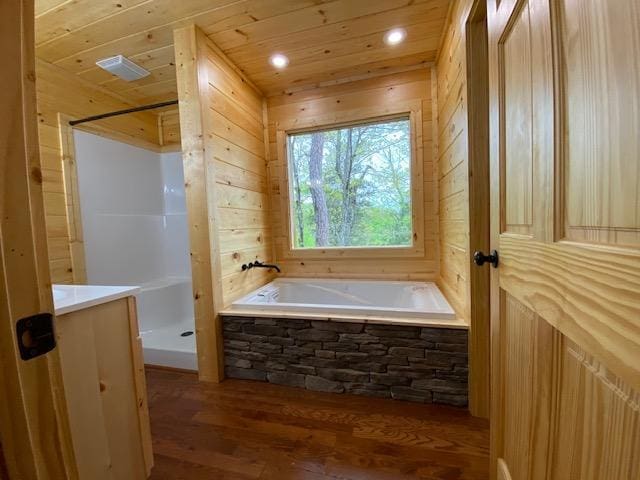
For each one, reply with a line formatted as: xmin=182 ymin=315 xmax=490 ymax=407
xmin=75 ymin=131 xmax=196 ymax=370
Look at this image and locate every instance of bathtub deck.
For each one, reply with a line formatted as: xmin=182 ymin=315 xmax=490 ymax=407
xmin=146 ymin=367 xmax=489 ymax=480
xmin=219 ymin=308 xmax=468 ymax=329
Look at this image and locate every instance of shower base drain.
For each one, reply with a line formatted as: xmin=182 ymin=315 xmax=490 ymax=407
xmin=180 ymin=331 xmax=194 ymax=337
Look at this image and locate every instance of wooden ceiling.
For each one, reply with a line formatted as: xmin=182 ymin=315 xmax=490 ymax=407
xmin=35 ymin=0 xmax=450 ymax=103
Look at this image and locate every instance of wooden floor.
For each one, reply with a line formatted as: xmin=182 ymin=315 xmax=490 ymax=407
xmin=146 ymin=367 xmax=489 ymax=480
xmin=0 ymin=442 xmax=7 ymax=480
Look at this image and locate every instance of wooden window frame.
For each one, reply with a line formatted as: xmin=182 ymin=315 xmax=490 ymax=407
xmin=275 ymin=101 xmax=425 ymax=260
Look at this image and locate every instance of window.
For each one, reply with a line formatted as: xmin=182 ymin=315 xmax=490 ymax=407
xmin=287 ymin=117 xmax=412 ymax=249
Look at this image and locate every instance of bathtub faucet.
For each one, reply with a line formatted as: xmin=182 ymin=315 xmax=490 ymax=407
xmin=241 ymin=260 xmax=281 ymax=273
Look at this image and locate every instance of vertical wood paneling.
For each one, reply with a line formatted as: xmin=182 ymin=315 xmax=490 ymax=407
xmin=502 ymin=4 xmax=533 ymax=233
xmin=552 ymin=339 xmax=640 ymax=480
xmin=158 ymin=109 xmax=182 ymax=149
xmin=501 ymin=293 xmax=536 ymax=480
xmin=499 ymin=292 xmax=554 ymax=480
xmin=558 ymin=0 xmax=640 ymax=247
xmin=56 ymin=298 xmax=151 ymax=479
xmin=465 ymin=0 xmax=491 ymax=421
xmin=58 ymin=115 xmax=87 ymax=284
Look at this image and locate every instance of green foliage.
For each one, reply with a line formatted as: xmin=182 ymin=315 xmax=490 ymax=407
xmin=288 ymin=118 xmax=412 ymax=248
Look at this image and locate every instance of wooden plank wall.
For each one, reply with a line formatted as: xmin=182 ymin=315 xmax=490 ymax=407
xmin=202 ymin=40 xmax=276 ymax=305
xmin=171 ymin=28 xmax=275 ymax=307
xmin=174 ymin=25 xmax=224 ymax=382
xmin=0 ymin=1 xmax=77 ymax=475
xmin=36 ymin=59 xmax=161 ymax=284
xmin=436 ymin=0 xmax=473 ymax=318
xmin=174 ymin=25 xmax=275 ymax=381
xmin=158 ymin=109 xmax=182 ymax=150
xmin=436 ymin=0 xmax=492 ymax=419
xmin=265 ymin=69 xmax=438 ymax=280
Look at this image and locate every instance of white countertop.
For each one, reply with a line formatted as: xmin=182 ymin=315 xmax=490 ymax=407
xmin=53 ymin=284 xmax=140 ymax=316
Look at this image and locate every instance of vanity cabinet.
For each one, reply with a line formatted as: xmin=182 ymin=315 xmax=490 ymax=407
xmin=55 ymin=294 xmax=152 ymax=479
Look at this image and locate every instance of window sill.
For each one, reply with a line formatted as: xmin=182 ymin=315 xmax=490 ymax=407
xmin=283 ymin=244 xmax=425 ymax=259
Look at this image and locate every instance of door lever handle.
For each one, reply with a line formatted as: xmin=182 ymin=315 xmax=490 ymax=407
xmin=473 ymin=250 xmax=499 ymax=268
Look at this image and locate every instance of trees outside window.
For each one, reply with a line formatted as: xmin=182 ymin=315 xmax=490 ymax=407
xmin=288 ymin=117 xmax=412 ymax=248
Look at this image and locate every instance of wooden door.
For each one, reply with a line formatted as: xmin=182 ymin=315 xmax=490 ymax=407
xmin=0 ymin=1 xmax=78 ymax=478
xmin=487 ymin=0 xmax=640 ymax=479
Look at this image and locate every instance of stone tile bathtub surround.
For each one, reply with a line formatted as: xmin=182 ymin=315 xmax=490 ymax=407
xmin=221 ymin=316 xmax=468 ymax=406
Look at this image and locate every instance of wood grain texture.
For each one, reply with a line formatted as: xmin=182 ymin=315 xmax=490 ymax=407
xmin=174 ymin=26 xmax=275 ymax=382
xmin=487 ymin=0 xmax=640 ymax=477
xmin=499 ymin=236 xmax=640 ymax=391
xmin=493 ymin=0 xmax=640 ymax=393
xmin=501 ymin=3 xmax=533 ymax=233
xmin=464 ymin=0 xmax=491 ymax=420
xmin=174 ymin=25 xmax=225 ymax=383
xmin=496 ymin=293 xmax=554 ymax=480
xmin=0 ymin=443 xmax=7 ymax=480
xmin=551 ymin=338 xmax=640 ymax=479
xmin=127 ymin=297 xmax=154 ymax=477
xmin=557 ymin=0 xmax=640 ymax=246
xmin=266 ymin=69 xmax=438 ymax=281
xmin=158 ymin=109 xmax=182 ymax=149
xmin=435 ymin=0 xmax=472 ymax=321
xmin=57 ymin=114 xmax=87 ymax=284
xmin=145 ymin=367 xmax=490 ymax=480
xmin=436 ymin=0 xmax=491 ymax=418
xmin=34 ymin=0 xmax=450 ymax=102
xmin=493 ymin=292 xmax=640 ymax=480
xmin=499 ymin=294 xmax=537 ymax=479
xmin=0 ymin=1 xmax=77 ymax=477
xmin=201 ymin=32 xmax=276 ymax=305
xmin=56 ymin=298 xmax=151 ymax=479
xmin=36 ymin=59 xmax=161 ymax=284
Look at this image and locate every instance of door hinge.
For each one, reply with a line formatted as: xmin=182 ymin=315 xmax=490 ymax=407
xmin=16 ymin=313 xmax=56 ymax=360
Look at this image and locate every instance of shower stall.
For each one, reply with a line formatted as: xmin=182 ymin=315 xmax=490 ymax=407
xmin=74 ymin=130 xmax=196 ymax=370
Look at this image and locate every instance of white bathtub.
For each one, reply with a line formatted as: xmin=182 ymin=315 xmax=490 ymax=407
xmin=136 ymin=277 xmax=197 ymax=370
xmin=225 ymin=278 xmax=460 ymax=326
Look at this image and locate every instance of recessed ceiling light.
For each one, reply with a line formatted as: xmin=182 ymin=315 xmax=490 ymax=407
xmin=384 ymin=28 xmax=407 ymax=46
xmin=270 ymin=53 xmax=289 ymax=69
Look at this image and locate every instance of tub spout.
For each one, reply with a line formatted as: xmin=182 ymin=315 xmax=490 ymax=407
xmin=241 ymin=260 xmax=281 ymax=273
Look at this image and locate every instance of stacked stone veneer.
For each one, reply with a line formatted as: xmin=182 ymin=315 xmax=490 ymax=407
xmin=221 ymin=316 xmax=468 ymax=406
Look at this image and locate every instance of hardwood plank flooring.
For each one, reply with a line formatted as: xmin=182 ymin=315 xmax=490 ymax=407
xmin=0 ymin=442 xmax=7 ymax=479
xmin=146 ymin=367 xmax=489 ymax=480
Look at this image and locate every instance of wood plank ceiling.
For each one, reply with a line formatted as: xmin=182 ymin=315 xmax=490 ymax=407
xmin=35 ymin=0 xmax=450 ymax=103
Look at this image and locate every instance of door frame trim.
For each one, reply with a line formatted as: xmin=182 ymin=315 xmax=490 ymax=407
xmin=487 ymin=0 xmax=510 ymax=477
xmin=465 ymin=0 xmax=492 ymax=419
xmin=0 ymin=1 xmax=78 ymax=477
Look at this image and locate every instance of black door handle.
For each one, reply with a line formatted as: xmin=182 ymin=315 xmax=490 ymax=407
xmin=16 ymin=313 xmax=56 ymax=360
xmin=473 ymin=250 xmax=499 ymax=268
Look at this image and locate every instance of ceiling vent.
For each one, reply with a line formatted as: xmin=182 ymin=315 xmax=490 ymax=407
xmin=95 ymin=55 xmax=150 ymax=81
